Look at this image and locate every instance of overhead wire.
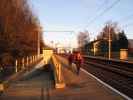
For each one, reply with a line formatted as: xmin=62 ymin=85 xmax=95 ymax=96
xmin=76 ymin=0 xmax=110 ymax=39
xmin=81 ymin=0 xmax=133 ymax=39
xmin=77 ymin=0 xmax=133 ymax=40
xmin=82 ymin=0 xmax=123 ymax=41
xmin=117 ymin=13 xmax=133 ymax=23
xmin=121 ymin=22 xmax=133 ymax=29
xmin=118 ymin=14 xmax=133 ymax=29
xmin=74 ymin=0 xmax=108 ymax=32
xmin=84 ymin=0 xmax=121 ymax=29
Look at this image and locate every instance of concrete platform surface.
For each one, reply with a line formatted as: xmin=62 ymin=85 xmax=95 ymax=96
xmin=0 ymin=64 xmax=54 ymax=100
xmin=0 ymin=55 xmax=127 ymax=100
xmin=51 ymin=55 xmax=125 ymax=100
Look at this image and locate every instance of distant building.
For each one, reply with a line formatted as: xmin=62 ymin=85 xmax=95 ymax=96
xmin=128 ymin=39 xmax=133 ymax=53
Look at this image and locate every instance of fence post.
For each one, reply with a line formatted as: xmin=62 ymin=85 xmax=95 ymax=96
xmin=57 ymin=64 xmax=59 ymax=80
xmin=15 ymin=60 xmax=18 ymax=73
xmin=30 ymin=56 xmax=32 ymax=64
xmin=22 ymin=58 xmax=25 ymax=69
xmin=0 ymin=82 xmax=4 ymax=93
xmin=32 ymin=56 xmax=34 ymax=63
xmin=26 ymin=56 xmax=29 ymax=66
xmin=34 ymin=56 xmax=35 ymax=62
xmin=35 ymin=55 xmax=37 ymax=61
xmin=58 ymin=64 xmax=61 ymax=82
xmin=0 ymin=65 xmax=4 ymax=92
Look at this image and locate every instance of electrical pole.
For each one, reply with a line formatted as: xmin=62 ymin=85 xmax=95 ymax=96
xmin=37 ymin=29 xmax=41 ymax=57
xmin=37 ymin=27 xmax=42 ymax=57
xmin=108 ymin=26 xmax=111 ymax=60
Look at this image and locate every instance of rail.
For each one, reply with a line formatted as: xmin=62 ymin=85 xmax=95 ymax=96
xmin=83 ymin=55 xmax=133 ymax=78
xmin=83 ymin=55 xmax=133 ymax=66
xmin=83 ymin=55 xmax=133 ymax=99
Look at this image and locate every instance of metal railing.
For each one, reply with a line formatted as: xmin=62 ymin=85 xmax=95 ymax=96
xmin=51 ymin=54 xmax=65 ymax=88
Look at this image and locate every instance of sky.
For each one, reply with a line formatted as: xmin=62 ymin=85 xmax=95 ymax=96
xmin=30 ymin=0 xmax=133 ymax=48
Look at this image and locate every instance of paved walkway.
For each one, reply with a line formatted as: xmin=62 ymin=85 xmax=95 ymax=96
xmin=0 ymin=63 xmax=54 ymax=100
xmin=50 ymin=55 xmax=125 ymax=100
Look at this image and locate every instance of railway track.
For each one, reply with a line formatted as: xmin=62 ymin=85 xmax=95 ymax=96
xmin=83 ymin=56 xmax=133 ymax=99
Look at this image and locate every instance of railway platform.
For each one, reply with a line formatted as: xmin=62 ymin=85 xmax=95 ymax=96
xmin=0 ymin=55 xmax=131 ymax=100
xmin=48 ymin=55 xmax=127 ymax=100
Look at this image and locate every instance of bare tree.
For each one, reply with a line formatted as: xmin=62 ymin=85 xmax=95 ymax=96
xmin=97 ymin=21 xmax=119 ymax=41
xmin=0 ymin=0 xmax=44 ymax=69
xmin=77 ymin=30 xmax=90 ymax=48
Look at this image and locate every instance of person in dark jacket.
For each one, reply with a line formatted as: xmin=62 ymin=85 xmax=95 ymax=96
xmin=68 ymin=53 xmax=73 ymax=66
xmin=74 ymin=52 xmax=83 ymax=75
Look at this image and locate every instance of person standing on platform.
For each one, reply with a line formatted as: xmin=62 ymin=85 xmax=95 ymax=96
xmin=68 ymin=52 xmax=73 ymax=66
xmin=74 ymin=51 xmax=83 ymax=75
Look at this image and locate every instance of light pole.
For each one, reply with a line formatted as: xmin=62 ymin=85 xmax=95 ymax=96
xmin=108 ymin=27 xmax=111 ymax=60
xmin=93 ymin=43 xmax=96 ymax=56
xmin=69 ymin=31 xmax=73 ymax=51
xmin=37 ymin=31 xmax=40 ymax=57
xmin=50 ymin=41 xmax=54 ymax=48
xmin=37 ymin=26 xmax=42 ymax=57
xmin=93 ymin=42 xmax=97 ymax=56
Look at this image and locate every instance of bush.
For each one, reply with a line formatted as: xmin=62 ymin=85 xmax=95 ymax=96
xmin=0 ymin=53 xmax=15 ymax=76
